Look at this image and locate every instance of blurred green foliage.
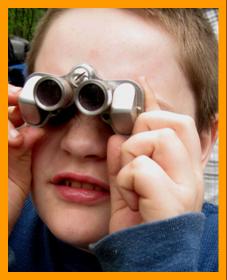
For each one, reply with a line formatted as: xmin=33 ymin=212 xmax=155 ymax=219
xmin=8 ymin=8 xmax=47 ymax=41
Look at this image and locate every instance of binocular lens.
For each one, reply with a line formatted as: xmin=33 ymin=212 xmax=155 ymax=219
xmin=36 ymin=79 xmax=62 ymax=107
xmin=78 ymin=84 xmax=105 ymax=111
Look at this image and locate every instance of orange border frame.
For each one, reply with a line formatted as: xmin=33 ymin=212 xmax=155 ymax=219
xmin=0 ymin=0 xmax=226 ymax=279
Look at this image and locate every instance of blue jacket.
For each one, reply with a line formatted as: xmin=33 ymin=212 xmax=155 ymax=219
xmin=9 ymin=199 xmax=218 ymax=271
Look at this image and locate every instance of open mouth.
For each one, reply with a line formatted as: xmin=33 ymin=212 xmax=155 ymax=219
xmin=57 ymin=179 xmax=106 ymax=192
xmin=52 ymin=173 xmax=110 ymax=204
xmin=52 ymin=172 xmax=110 ymax=192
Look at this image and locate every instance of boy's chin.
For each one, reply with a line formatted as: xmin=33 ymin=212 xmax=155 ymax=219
xmin=43 ymin=212 xmax=110 ymax=247
xmin=50 ymin=224 xmax=108 ymax=248
xmin=32 ymin=191 xmax=111 ymax=247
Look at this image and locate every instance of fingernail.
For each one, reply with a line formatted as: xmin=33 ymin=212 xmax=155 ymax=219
xmin=9 ymin=128 xmax=20 ymax=140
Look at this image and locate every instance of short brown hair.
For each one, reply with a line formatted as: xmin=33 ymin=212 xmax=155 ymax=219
xmin=27 ymin=8 xmax=218 ymax=131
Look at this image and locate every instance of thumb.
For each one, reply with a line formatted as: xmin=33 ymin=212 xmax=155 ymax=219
xmin=107 ymin=134 xmax=126 ymax=179
xmin=107 ymin=135 xmax=127 ymax=180
xmin=107 ymin=134 xmax=127 ymax=210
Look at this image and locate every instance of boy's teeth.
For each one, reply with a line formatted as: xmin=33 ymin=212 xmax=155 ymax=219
xmin=83 ymin=183 xmax=94 ymax=190
xmin=63 ymin=180 xmax=102 ymax=191
xmin=65 ymin=180 xmax=72 ymax=186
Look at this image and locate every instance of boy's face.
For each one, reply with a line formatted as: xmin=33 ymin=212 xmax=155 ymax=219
xmin=32 ymin=9 xmax=196 ymax=246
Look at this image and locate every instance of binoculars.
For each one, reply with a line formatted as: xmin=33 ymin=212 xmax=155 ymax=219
xmin=19 ymin=64 xmax=144 ymax=134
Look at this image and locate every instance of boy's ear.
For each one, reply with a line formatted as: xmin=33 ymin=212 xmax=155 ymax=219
xmin=199 ymin=113 xmax=218 ymax=169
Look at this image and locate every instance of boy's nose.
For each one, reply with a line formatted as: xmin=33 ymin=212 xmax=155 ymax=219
xmin=60 ymin=114 xmax=112 ymax=160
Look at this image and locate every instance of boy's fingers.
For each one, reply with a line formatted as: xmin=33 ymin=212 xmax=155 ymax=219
xmin=8 ymin=120 xmax=45 ymax=151
xmin=8 ymin=85 xmax=21 ymax=106
xmin=117 ymin=155 xmax=172 ymax=211
xmin=133 ymin=111 xmax=201 ymax=168
xmin=8 ymin=120 xmax=24 ymax=147
xmin=120 ymin=130 xmax=194 ymax=185
xmin=8 ymin=106 xmax=24 ymax=127
xmin=8 ymin=93 xmax=19 ymax=106
xmin=138 ymin=76 xmax=160 ymax=112
xmin=8 ymin=84 xmax=24 ymax=127
xmin=8 ymin=84 xmax=21 ymax=93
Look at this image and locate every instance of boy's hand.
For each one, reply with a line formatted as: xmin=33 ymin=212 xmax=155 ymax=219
xmin=108 ymin=78 xmax=204 ymax=233
xmin=8 ymin=85 xmax=44 ymax=235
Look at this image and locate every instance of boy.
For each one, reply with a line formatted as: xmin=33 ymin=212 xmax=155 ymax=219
xmin=8 ymin=8 xmax=218 ymax=271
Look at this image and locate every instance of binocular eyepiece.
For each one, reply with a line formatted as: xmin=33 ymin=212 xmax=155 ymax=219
xmin=19 ymin=63 xmax=144 ymax=135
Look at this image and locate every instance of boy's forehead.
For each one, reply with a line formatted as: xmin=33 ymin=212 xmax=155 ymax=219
xmin=36 ymin=9 xmax=178 ymax=77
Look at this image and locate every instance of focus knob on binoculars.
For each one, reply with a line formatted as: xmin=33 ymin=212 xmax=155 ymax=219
xmin=19 ymin=63 xmax=144 ymax=135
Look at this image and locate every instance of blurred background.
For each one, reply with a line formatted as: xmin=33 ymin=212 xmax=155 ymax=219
xmin=8 ymin=8 xmax=47 ymax=87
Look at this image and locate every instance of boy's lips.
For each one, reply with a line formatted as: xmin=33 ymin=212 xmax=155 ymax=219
xmin=51 ymin=172 xmax=110 ymax=204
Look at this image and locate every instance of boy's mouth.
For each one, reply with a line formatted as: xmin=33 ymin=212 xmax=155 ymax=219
xmin=51 ymin=172 xmax=110 ymax=204
xmin=58 ymin=179 xmax=105 ymax=192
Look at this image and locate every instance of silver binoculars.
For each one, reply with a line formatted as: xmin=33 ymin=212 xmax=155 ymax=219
xmin=19 ymin=64 xmax=144 ymax=134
